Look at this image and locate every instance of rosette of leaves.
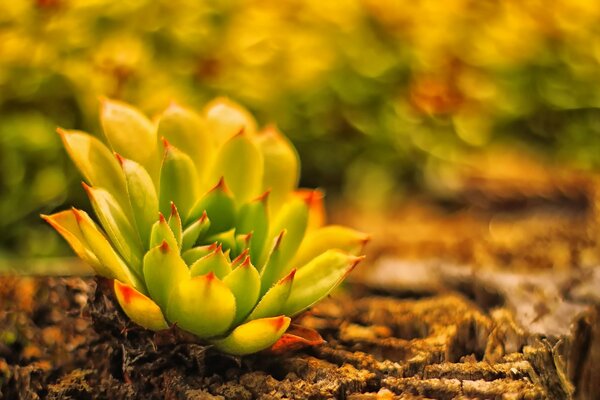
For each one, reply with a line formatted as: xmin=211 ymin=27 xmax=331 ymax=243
xmin=42 ymin=98 xmax=368 ymax=355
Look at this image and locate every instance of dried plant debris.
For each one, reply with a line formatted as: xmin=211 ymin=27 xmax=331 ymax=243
xmin=2 ymin=275 xmax=594 ymax=399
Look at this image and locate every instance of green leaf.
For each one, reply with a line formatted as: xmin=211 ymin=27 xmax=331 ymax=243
xmin=149 ymin=213 xmax=179 ymax=251
xmin=265 ymin=196 xmax=308 ymax=269
xmin=181 ymin=211 xmax=210 ymax=251
xmin=209 ymin=132 xmax=263 ymax=204
xmin=116 ymin=154 xmax=158 ymax=247
xmin=189 ymin=245 xmax=232 ymax=279
xmin=204 ymin=97 xmax=257 ymax=148
xmin=143 ymin=241 xmax=189 ymax=310
xmin=259 ymin=230 xmax=287 ymax=295
xmin=254 ymin=126 xmax=299 ymax=213
xmin=187 ymin=178 xmax=236 ymax=235
xmin=212 ymin=316 xmax=290 ymax=356
xmin=41 ymin=211 xmax=101 ymax=269
xmin=73 ymin=209 xmax=143 ymax=289
xmin=223 ymin=256 xmax=261 ymax=325
xmin=100 ymin=98 xmax=158 ymax=176
xmin=58 ymin=129 xmax=128 ymax=206
xmin=114 ymin=280 xmax=168 ymax=331
xmin=236 ymin=191 xmax=269 ymax=266
xmin=207 ymin=228 xmax=237 ymax=256
xmin=159 ymin=139 xmax=199 ymax=218
xmin=168 ymin=202 xmax=183 ymax=249
xmin=283 ymin=250 xmax=364 ymax=316
xmin=292 ymin=225 xmax=369 ymax=268
xmin=182 ymin=243 xmax=217 ymax=265
xmin=247 ymin=269 xmax=295 ymax=321
xmin=157 ymin=103 xmax=213 ymax=188
xmin=83 ymin=183 xmax=144 ymax=275
xmin=167 ymin=272 xmax=236 ymax=339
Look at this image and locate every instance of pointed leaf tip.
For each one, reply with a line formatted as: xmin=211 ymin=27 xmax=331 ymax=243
xmin=282 ymin=268 xmax=296 ymax=283
xmin=205 ymin=271 xmax=216 ymax=281
xmin=160 ymin=240 xmax=170 ymax=253
xmin=158 ymin=212 xmax=166 ymax=223
xmin=271 ymin=315 xmax=288 ymax=331
xmin=231 ymin=248 xmax=249 ymax=266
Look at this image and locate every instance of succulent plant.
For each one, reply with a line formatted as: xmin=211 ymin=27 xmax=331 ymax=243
xmin=42 ymin=97 xmax=367 ymax=355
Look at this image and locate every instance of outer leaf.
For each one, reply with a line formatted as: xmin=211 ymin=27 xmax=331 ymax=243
xmin=83 ymin=183 xmax=143 ymax=275
xmin=270 ymin=325 xmax=325 ymax=354
xmin=116 ymin=154 xmax=158 ymax=247
xmin=282 ymin=250 xmax=364 ymax=316
xmin=41 ymin=211 xmax=101 ymax=269
xmin=209 ymin=132 xmax=263 ymax=204
xmin=73 ymin=209 xmax=143 ymax=289
xmin=292 ymin=225 xmax=370 ymax=268
xmin=189 ymin=245 xmax=232 ymax=279
xmin=143 ymin=241 xmax=189 ymax=310
xmin=157 ymin=103 xmax=213 ymax=188
xmin=58 ymin=129 xmax=128 ymax=206
xmin=254 ymin=126 xmax=299 ymax=213
xmin=166 ymin=272 xmax=236 ymax=338
xmin=100 ymin=98 xmax=158 ymax=175
xmin=187 ymin=178 xmax=236 ymax=235
xmin=159 ymin=139 xmax=198 ymax=218
xmin=295 ymin=189 xmax=325 ymax=231
xmin=236 ymin=191 xmax=269 ymax=266
xmin=114 ymin=280 xmax=168 ymax=331
xmin=223 ymin=256 xmax=260 ymax=325
xmin=247 ymin=269 xmax=295 ymax=321
xmin=212 ymin=316 xmax=290 ymax=356
xmin=204 ymin=97 xmax=257 ymax=147
xmin=181 ymin=211 xmax=210 ymax=251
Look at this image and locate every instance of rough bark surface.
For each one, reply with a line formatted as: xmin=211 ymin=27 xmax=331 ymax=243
xmin=1 ymin=272 xmax=596 ymax=399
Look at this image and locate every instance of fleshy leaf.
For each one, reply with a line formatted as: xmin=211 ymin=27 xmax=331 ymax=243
xmin=168 ymin=202 xmax=183 ymax=249
xmin=114 ymin=280 xmax=168 ymax=331
xmin=236 ymin=191 xmax=269 ymax=266
xmin=157 ymin=103 xmax=213 ymax=188
xmin=265 ymin=196 xmax=308 ymax=269
xmin=100 ymin=98 xmax=158 ymax=176
xmin=270 ymin=324 xmax=325 ymax=354
xmin=159 ymin=139 xmax=198 ymax=218
xmin=254 ymin=126 xmax=299 ymax=213
xmin=282 ymin=250 xmax=364 ymax=316
xmin=187 ymin=178 xmax=236 ymax=235
xmin=223 ymin=256 xmax=260 ymax=325
xmin=166 ymin=272 xmax=236 ymax=338
xmin=143 ymin=241 xmax=189 ymax=310
xmin=204 ymin=97 xmax=257 ymax=147
xmin=83 ymin=183 xmax=143 ymax=275
xmin=182 ymin=243 xmax=217 ymax=265
xmin=212 ymin=316 xmax=290 ymax=356
xmin=248 ymin=269 xmax=295 ymax=321
xmin=259 ymin=231 xmax=287 ymax=295
xmin=295 ymin=189 xmax=325 ymax=231
xmin=58 ymin=129 xmax=128 ymax=206
xmin=209 ymin=132 xmax=263 ymax=204
xmin=116 ymin=154 xmax=158 ymax=247
xmin=41 ymin=211 xmax=101 ymax=269
xmin=149 ymin=213 xmax=179 ymax=251
xmin=189 ymin=245 xmax=232 ymax=279
xmin=181 ymin=211 xmax=210 ymax=251
xmin=292 ymin=225 xmax=370 ymax=268
xmin=73 ymin=209 xmax=143 ymax=289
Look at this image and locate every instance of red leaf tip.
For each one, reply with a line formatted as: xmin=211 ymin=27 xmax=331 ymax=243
xmin=114 ymin=152 xmax=125 ymax=166
xmin=281 ymin=268 xmax=296 ymax=284
xmin=274 ymin=230 xmax=286 ymax=249
xmin=240 ymin=255 xmax=252 ymax=268
xmin=205 ymin=271 xmax=216 ymax=282
xmin=72 ymin=208 xmax=84 ymax=222
xmin=209 ymin=177 xmax=230 ymax=194
xmin=158 ymin=212 xmax=167 ymax=223
xmin=199 ymin=210 xmax=209 ymax=223
xmin=270 ymin=316 xmax=288 ymax=331
xmin=231 ymin=248 xmax=249 ymax=266
xmin=170 ymin=201 xmax=179 ymax=217
xmin=159 ymin=240 xmax=170 ymax=253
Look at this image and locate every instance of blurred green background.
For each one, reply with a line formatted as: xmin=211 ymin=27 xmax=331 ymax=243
xmin=1 ymin=0 xmax=600 ymax=259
